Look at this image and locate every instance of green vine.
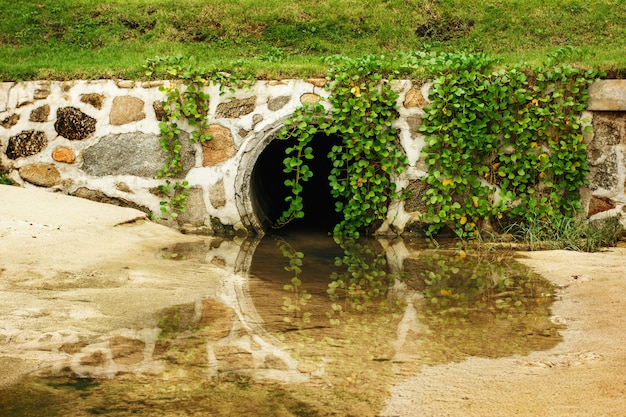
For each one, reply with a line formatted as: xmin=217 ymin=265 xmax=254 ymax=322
xmin=276 ymin=55 xmax=410 ymax=237
xmin=144 ymin=55 xmax=253 ymax=218
xmin=274 ymin=103 xmax=320 ymax=227
xmin=418 ymin=50 xmax=602 ymax=238
xmin=145 ymin=50 xmax=601 ymax=237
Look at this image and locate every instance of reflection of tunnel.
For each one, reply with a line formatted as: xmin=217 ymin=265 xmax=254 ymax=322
xmin=251 ymin=133 xmax=344 ymax=233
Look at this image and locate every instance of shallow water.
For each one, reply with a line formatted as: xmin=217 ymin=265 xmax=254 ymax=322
xmin=0 ymin=232 xmax=562 ymax=416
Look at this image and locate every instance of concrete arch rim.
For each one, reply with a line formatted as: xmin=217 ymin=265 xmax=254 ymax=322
xmin=234 ymin=118 xmax=291 ymax=236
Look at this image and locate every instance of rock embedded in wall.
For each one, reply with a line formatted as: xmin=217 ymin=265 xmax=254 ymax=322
xmin=1 ymin=114 xmax=19 ymax=129
xmin=306 ymin=78 xmax=327 ymax=88
xmin=109 ymin=96 xmax=146 ymax=125
xmin=18 ymin=162 xmax=61 ymax=187
xmin=175 ymin=186 xmax=208 ymax=229
xmin=116 ymin=182 xmax=131 ymax=192
xmin=202 ymin=125 xmax=236 ymax=166
xmin=152 ymin=100 xmax=166 ymax=121
xmin=33 ymin=88 xmax=50 ymax=100
xmin=52 ymin=147 xmax=75 ymax=163
xmin=267 ymin=96 xmax=290 ymax=111
xmin=589 ymin=153 xmax=619 ymax=192
xmin=403 ymin=179 xmax=429 ymax=213
xmin=216 ymin=96 xmax=256 ymax=118
xmin=588 ymin=80 xmax=626 ymax=111
xmin=300 ymin=93 xmax=320 ymax=104
xmin=588 ymin=196 xmax=616 ymax=217
xmin=82 ymin=132 xmax=194 ymax=178
xmin=80 ymin=93 xmax=105 ymax=110
xmin=74 ymin=187 xmax=150 ymax=214
xmin=403 ymin=88 xmax=428 ymax=108
xmin=6 ymin=130 xmax=47 ymax=159
xmin=54 ymin=107 xmax=96 ymax=140
xmin=29 ymin=104 xmax=50 ymax=122
xmin=406 ymin=115 xmax=423 ymax=138
xmin=592 ymin=112 xmax=624 ymax=148
xmin=209 ymin=179 xmax=227 ymax=209
xmin=588 ymin=113 xmax=624 ymax=194
xmin=117 ymin=80 xmax=135 ymax=89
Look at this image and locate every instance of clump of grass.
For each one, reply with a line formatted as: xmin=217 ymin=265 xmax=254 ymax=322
xmin=505 ymin=215 xmax=623 ymax=252
xmin=0 ymin=168 xmax=13 ymax=185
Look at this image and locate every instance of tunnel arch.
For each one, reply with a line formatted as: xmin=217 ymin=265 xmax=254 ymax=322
xmin=235 ymin=121 xmax=344 ymax=236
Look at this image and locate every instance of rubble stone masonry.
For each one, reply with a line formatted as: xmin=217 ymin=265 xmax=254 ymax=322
xmin=1 ymin=79 xmax=625 ymax=235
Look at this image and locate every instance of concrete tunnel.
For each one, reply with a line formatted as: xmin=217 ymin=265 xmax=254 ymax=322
xmin=244 ymin=131 xmax=345 ymax=234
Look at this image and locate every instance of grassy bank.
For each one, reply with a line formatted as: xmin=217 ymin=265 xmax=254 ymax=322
xmin=1 ymin=0 xmax=625 ymax=81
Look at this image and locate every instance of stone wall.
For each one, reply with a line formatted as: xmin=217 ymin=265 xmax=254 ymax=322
xmin=1 ymin=79 xmax=625 ymax=235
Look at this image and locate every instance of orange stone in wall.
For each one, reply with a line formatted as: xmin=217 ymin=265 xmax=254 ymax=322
xmin=202 ymin=125 xmax=236 ymax=166
xmin=52 ymin=147 xmax=75 ymax=163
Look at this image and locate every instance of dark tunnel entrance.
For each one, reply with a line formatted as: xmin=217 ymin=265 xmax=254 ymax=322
xmin=251 ymin=133 xmax=345 ymax=234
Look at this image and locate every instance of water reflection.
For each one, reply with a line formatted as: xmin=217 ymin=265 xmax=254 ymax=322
xmin=0 ymin=232 xmax=562 ymax=416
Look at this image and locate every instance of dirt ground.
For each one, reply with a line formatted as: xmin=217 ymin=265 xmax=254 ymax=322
xmin=1 ymin=185 xmax=625 ymax=416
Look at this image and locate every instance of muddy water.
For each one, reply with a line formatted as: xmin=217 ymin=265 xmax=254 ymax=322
xmin=0 ymin=232 xmax=562 ymax=416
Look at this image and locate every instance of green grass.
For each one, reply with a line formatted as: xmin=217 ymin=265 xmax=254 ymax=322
xmin=1 ymin=0 xmax=625 ymax=80
xmin=503 ymin=215 xmax=624 ymax=252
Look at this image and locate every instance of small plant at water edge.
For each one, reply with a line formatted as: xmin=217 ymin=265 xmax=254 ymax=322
xmin=157 ymin=180 xmax=190 ymax=219
xmin=0 ymin=170 xmax=12 ymax=185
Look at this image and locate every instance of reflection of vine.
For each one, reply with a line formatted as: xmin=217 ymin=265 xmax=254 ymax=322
xmin=407 ymin=250 xmax=562 ymax=361
xmin=326 ymin=237 xmax=403 ymax=325
xmin=276 ymin=237 xmax=312 ymax=325
xmin=271 ymin=236 xmax=563 ymax=377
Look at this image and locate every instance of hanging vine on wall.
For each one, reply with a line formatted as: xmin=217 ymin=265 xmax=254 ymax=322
xmin=144 ymin=50 xmax=601 ymax=238
xmin=144 ymin=55 xmax=253 ymax=218
xmin=418 ymin=49 xmax=602 ymax=238
xmin=275 ymin=55 xmax=411 ymax=237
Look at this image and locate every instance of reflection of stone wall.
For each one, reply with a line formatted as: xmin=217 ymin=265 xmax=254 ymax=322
xmin=1 ymin=80 xmax=625 ymax=235
xmin=39 ymin=296 xmax=312 ymax=383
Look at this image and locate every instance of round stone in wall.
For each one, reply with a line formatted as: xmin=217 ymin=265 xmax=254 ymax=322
xmin=18 ymin=163 xmax=61 ymax=187
xmin=110 ymin=96 xmax=146 ymax=125
xmin=52 ymin=147 xmax=75 ymax=163
xmin=209 ymin=179 xmax=227 ymax=209
xmin=300 ymin=93 xmax=320 ymax=105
